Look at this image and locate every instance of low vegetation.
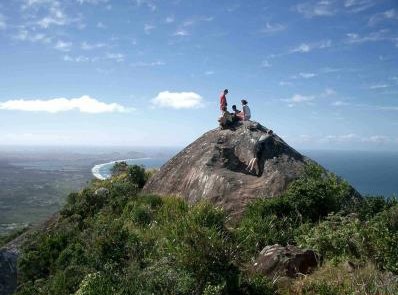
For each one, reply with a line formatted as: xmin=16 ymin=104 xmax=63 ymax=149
xmin=16 ymin=163 xmax=398 ymax=294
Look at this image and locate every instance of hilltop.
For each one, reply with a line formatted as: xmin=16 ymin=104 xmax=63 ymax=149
xmin=145 ymin=121 xmax=312 ymax=216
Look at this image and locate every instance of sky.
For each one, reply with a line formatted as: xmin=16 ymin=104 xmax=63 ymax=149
xmin=0 ymin=0 xmax=397 ymax=150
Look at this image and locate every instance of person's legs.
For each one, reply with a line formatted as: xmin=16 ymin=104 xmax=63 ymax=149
xmin=247 ymin=157 xmax=258 ymax=173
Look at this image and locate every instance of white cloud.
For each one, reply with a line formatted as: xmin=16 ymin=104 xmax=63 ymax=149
xmin=320 ymin=133 xmax=393 ymax=145
xmin=345 ymin=30 xmax=396 ymax=45
xmin=182 ymin=20 xmax=195 ymax=27
xmin=344 ymin=0 xmax=376 ymax=13
xmin=295 ymin=1 xmax=337 ymax=18
xmin=76 ymin=0 xmax=109 ymax=4
xmin=376 ymin=106 xmax=398 ymax=111
xmin=370 ymin=84 xmax=389 ymax=89
xmin=295 ymin=0 xmax=375 ymax=18
xmin=0 ymin=95 xmax=132 ymax=113
xmin=106 ymin=53 xmax=124 ymax=62
xmin=182 ymin=16 xmax=213 ymax=27
xmin=15 ymin=28 xmax=52 ymax=43
xmin=291 ymin=94 xmax=315 ymax=103
xmin=279 ymin=81 xmax=293 ymax=86
xmin=260 ymin=22 xmax=286 ymax=34
xmin=368 ymin=9 xmax=398 ymax=26
xmin=0 ymin=14 xmax=6 ymax=30
xmin=321 ymin=133 xmax=360 ymax=143
xmin=130 ymin=61 xmax=165 ymax=67
xmin=227 ymin=4 xmax=240 ymax=12
xmin=165 ymin=16 xmax=175 ymax=23
xmin=297 ymin=72 xmax=316 ymax=78
xmin=205 ymin=71 xmax=215 ymax=75
xmin=37 ymin=5 xmax=68 ymax=28
xmin=285 ymin=94 xmax=315 ymax=107
xmin=144 ymin=24 xmax=155 ymax=34
xmin=173 ymin=29 xmax=189 ymax=36
xmin=22 ymin=0 xmax=82 ymax=29
xmin=54 ymin=40 xmax=72 ymax=51
xmin=132 ymin=0 xmax=156 ymax=11
xmin=63 ymin=55 xmax=96 ymax=62
xmin=362 ymin=135 xmax=390 ymax=144
xmin=151 ymin=91 xmax=204 ymax=109
xmin=22 ymin=0 xmax=55 ymax=8
xmin=261 ymin=60 xmax=271 ymax=68
xmin=290 ymin=40 xmax=332 ymax=53
xmin=284 ymin=88 xmax=334 ymax=106
xmin=96 ymin=22 xmax=106 ymax=28
xmin=322 ymin=88 xmax=336 ymax=96
xmin=0 ymin=132 xmax=72 ymax=145
xmin=81 ymin=41 xmax=106 ymax=50
xmin=332 ymin=100 xmax=350 ymax=106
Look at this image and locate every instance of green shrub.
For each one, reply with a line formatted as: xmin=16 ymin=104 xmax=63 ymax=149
xmin=18 ymin=231 xmax=69 ymax=281
xmin=75 ymin=272 xmax=115 ymax=295
xmin=128 ymin=165 xmax=147 ymax=188
xmin=111 ymin=161 xmax=129 ymax=176
xmin=0 ymin=226 xmax=29 ymax=247
xmin=347 ymin=195 xmax=398 ymax=220
xmin=296 ymin=213 xmax=365 ymax=262
xmin=237 ymin=211 xmax=297 ymax=255
xmin=239 ymin=275 xmax=277 ymax=295
xmin=363 ymin=205 xmax=398 ymax=273
xmin=284 ymin=163 xmax=357 ymax=221
xmin=290 ymin=262 xmax=398 ymax=295
xmin=161 ymin=202 xmax=240 ymax=293
xmin=296 ymin=205 xmax=398 ymax=274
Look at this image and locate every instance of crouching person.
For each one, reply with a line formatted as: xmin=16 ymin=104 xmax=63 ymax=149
xmin=218 ymin=106 xmax=233 ymax=129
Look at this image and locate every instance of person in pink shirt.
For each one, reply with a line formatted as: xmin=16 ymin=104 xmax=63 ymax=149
xmin=220 ymin=89 xmax=228 ymax=111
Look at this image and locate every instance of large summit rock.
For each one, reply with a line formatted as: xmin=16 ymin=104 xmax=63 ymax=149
xmin=144 ymin=121 xmax=312 ymax=216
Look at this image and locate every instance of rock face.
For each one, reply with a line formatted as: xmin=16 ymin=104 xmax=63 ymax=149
xmin=253 ymin=244 xmax=321 ymax=278
xmin=144 ymin=121 xmax=311 ymax=216
xmin=0 ymin=247 xmax=18 ymax=295
xmin=0 ymin=230 xmax=30 ymax=295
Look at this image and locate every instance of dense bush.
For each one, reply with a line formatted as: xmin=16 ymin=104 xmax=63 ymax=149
xmin=236 ymin=163 xmax=357 ymax=255
xmin=111 ymin=161 xmax=129 ymax=176
xmin=290 ymin=262 xmax=398 ymax=295
xmin=16 ymin=163 xmax=398 ymax=294
xmin=17 ymin=189 xmax=274 ymax=294
xmin=295 ymin=214 xmax=365 ymax=262
xmin=296 ymin=204 xmax=398 ymax=274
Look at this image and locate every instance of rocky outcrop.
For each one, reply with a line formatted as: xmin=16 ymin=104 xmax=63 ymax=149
xmin=144 ymin=121 xmax=311 ymax=216
xmin=0 ymin=247 xmax=18 ymax=295
xmin=0 ymin=231 xmax=29 ymax=295
xmin=0 ymin=214 xmax=59 ymax=295
xmin=252 ymin=244 xmax=321 ymax=278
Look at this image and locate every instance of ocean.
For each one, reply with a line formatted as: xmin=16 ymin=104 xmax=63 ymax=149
xmin=303 ymin=150 xmax=398 ymax=197
xmin=92 ymin=150 xmax=398 ymax=197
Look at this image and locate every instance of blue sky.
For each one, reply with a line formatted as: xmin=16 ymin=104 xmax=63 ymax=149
xmin=0 ymin=0 xmax=397 ymax=150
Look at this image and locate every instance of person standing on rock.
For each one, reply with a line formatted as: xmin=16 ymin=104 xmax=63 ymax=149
xmin=220 ymin=89 xmax=228 ymax=111
xmin=247 ymin=131 xmax=273 ymax=176
xmin=241 ymin=99 xmax=251 ymax=121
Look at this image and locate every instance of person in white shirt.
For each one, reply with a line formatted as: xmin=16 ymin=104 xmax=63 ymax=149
xmin=241 ymin=99 xmax=251 ymax=121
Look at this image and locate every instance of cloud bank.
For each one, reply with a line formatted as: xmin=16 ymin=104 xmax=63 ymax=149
xmin=0 ymin=95 xmax=131 ymax=113
xmin=151 ymin=91 xmax=203 ymax=109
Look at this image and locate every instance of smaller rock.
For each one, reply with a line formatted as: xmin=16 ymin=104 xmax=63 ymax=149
xmin=94 ymin=187 xmax=109 ymax=196
xmin=252 ymin=244 xmax=321 ymax=278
